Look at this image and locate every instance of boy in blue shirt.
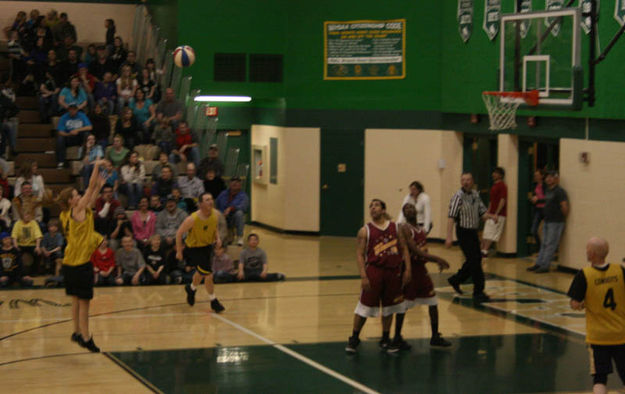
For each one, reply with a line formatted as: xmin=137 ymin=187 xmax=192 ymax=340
xmin=39 ymin=219 xmax=64 ymax=276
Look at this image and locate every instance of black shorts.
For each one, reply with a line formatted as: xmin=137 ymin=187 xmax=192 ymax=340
xmin=63 ymin=262 xmax=95 ymax=300
xmin=589 ymin=343 xmax=625 ymax=383
xmin=184 ymin=246 xmax=214 ymax=275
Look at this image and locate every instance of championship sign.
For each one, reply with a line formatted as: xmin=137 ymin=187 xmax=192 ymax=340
xmin=545 ymin=0 xmax=564 ymax=36
xmin=615 ymin=0 xmax=625 ymax=26
xmin=516 ymin=0 xmax=532 ymax=38
xmin=483 ymin=0 xmax=501 ymax=40
xmin=458 ymin=0 xmax=473 ymax=43
xmin=324 ymin=19 xmax=405 ymax=80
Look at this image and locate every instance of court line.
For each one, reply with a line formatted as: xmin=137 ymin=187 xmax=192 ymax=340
xmin=0 ymin=351 xmax=90 ymax=367
xmin=213 ymin=313 xmax=380 ymax=394
xmin=103 ymin=352 xmax=163 ymax=394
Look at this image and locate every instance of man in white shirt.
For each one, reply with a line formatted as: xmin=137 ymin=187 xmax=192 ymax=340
xmin=396 ymin=181 xmax=432 ymax=233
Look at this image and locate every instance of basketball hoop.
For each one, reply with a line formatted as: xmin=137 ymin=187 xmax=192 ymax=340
xmin=482 ymin=90 xmax=539 ymax=131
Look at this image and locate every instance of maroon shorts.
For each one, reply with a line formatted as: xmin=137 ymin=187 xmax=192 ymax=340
xmin=359 ymin=264 xmax=404 ymax=308
xmin=404 ymin=260 xmax=436 ymax=301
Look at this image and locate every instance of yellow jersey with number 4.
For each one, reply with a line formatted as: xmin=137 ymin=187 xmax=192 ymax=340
xmin=583 ymin=264 xmax=625 ymax=345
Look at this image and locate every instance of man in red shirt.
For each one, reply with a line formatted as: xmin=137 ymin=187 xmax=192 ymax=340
xmin=481 ymin=167 xmax=507 ymax=256
xmin=169 ymin=120 xmax=199 ymax=167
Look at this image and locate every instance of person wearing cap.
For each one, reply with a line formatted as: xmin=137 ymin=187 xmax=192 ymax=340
xmin=156 ymin=195 xmax=188 ymax=249
xmin=0 ymin=232 xmax=33 ymax=288
xmin=56 ymin=102 xmax=92 ymax=168
xmin=215 ymin=177 xmax=249 ymax=246
xmin=528 ymin=170 xmax=569 ymax=273
xmin=198 ymin=144 xmax=225 ymax=179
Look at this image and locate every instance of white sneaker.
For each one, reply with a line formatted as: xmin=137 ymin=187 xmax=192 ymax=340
xmin=57 ymin=162 xmax=64 ymax=169
xmin=236 ymin=237 xmax=243 ymax=246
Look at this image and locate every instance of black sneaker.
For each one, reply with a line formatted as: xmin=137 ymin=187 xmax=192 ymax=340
xmin=211 ymin=298 xmax=225 ymax=313
xmin=379 ymin=338 xmax=391 ymax=351
xmin=71 ymin=332 xmax=81 ymax=343
xmin=79 ymin=336 xmax=100 ymax=353
xmin=448 ymin=277 xmax=464 ymax=295
xmin=526 ymin=265 xmax=539 ymax=271
xmin=430 ymin=333 xmax=452 ymax=347
xmin=390 ymin=336 xmax=412 ymax=352
xmin=345 ymin=336 xmax=360 ymax=353
xmin=185 ymin=284 xmax=196 ymax=306
xmin=473 ymin=293 xmax=491 ymax=303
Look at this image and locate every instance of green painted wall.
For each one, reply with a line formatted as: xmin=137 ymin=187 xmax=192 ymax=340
xmin=147 ymin=0 xmax=178 ymax=46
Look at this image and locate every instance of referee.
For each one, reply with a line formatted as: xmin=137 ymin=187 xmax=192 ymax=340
xmin=445 ymin=172 xmax=493 ymax=302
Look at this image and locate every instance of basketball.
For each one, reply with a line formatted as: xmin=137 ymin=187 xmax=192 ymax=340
xmin=173 ymin=45 xmax=195 ymax=68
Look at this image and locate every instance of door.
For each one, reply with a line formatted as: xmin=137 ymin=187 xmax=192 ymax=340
xmin=320 ymin=129 xmax=364 ymax=236
xmin=462 ymin=134 xmax=498 ymax=206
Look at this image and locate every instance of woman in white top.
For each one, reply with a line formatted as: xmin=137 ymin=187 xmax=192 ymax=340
xmin=0 ymin=186 xmax=12 ymax=231
xmin=15 ymin=161 xmax=45 ymax=198
xmin=396 ymin=181 xmax=432 ymax=233
xmin=120 ymin=151 xmax=145 ymax=209
xmin=116 ymin=64 xmax=137 ymax=114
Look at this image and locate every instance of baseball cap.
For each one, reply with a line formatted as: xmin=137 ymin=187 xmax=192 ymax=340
xmin=166 ymin=194 xmax=176 ymax=202
xmin=209 ymin=144 xmax=218 ymax=150
xmin=546 ymin=170 xmax=559 ymax=177
xmin=78 ymin=62 xmax=87 ymax=69
xmin=0 ymin=232 xmax=10 ymax=240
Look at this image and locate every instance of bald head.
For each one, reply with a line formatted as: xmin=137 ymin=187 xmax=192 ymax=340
xmin=586 ymin=237 xmax=609 ymax=264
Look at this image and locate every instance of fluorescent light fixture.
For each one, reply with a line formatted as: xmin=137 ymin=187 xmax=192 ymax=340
xmin=194 ymin=95 xmax=252 ymax=102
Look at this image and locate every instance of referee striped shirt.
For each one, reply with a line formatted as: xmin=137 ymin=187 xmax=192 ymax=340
xmin=448 ymin=188 xmax=487 ymax=230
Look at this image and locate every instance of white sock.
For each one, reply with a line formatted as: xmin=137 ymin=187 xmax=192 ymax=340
xmin=190 ymin=284 xmax=196 ymax=291
xmin=209 ymin=293 xmax=216 ymax=301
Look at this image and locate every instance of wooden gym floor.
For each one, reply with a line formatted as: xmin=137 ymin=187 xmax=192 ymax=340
xmin=1 ymin=227 xmax=623 ymax=393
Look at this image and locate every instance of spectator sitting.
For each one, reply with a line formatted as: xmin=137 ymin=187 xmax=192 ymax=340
xmin=91 ymin=238 xmax=121 ymax=285
xmin=109 ymin=206 xmax=132 ymax=250
xmin=12 ymin=182 xmax=43 ymax=223
xmin=94 ymin=184 xmax=120 ymax=235
xmin=171 ymin=187 xmax=187 ymax=212
xmin=44 ymin=10 xmax=60 ymax=31
xmin=120 ymin=151 xmax=145 ymax=209
xmin=115 ymin=107 xmax=139 ymax=149
xmin=156 ymin=195 xmax=188 ymax=249
xmin=169 ymin=120 xmax=199 ymax=166
xmin=153 ymin=151 xmax=178 ymax=179
xmin=7 ymin=31 xmax=26 ymax=83
xmin=3 ymin=12 xmax=27 ymax=40
xmin=56 ymin=104 xmax=91 ymax=168
xmin=216 ymin=177 xmax=249 ymax=246
xmin=121 ymin=50 xmax=141 ymax=79
xmin=59 ymin=76 xmax=88 ymax=113
xmin=0 ymin=76 xmax=19 ymax=156
xmin=131 ymin=197 xmax=156 ymax=251
xmin=103 ymin=159 xmax=119 ymax=195
xmin=88 ymin=104 xmax=110 ymax=150
xmin=74 ymin=63 xmax=96 ymax=109
xmin=105 ymin=19 xmax=115 ymax=53
xmin=0 ymin=232 xmax=33 ymax=288
xmin=236 ymin=234 xmax=284 ymax=282
xmin=203 ymin=169 xmax=225 ymax=203
xmin=137 ymin=68 xmax=156 ymax=101
xmin=43 ymin=49 xmax=63 ymax=86
xmin=129 ymin=89 xmax=155 ymax=136
xmin=155 ymin=87 xmax=183 ymax=126
xmin=12 ymin=211 xmax=43 ymax=275
xmin=58 ymin=46 xmax=80 ymax=80
xmin=198 ymin=144 xmax=225 ymax=178
xmin=93 ymin=71 xmax=116 ymax=116
xmin=105 ymin=134 xmax=130 ymax=169
xmin=0 ymin=187 xmax=11 ymax=232
xmin=109 ymin=36 xmax=127 ymax=71
xmin=144 ymin=58 xmax=161 ymax=101
xmin=151 ymin=165 xmax=177 ymax=203
xmin=38 ymin=71 xmax=59 ymax=122
xmin=15 ymin=161 xmax=45 ymax=198
xmin=38 ymin=218 xmax=64 ymax=276
xmin=89 ymin=46 xmax=115 ymax=81
xmin=152 ymin=118 xmax=174 ymax=155
xmin=54 ymin=13 xmax=77 ymax=47
xmin=116 ymin=64 xmax=136 ymax=114
xmin=84 ymin=44 xmax=97 ymax=66
xmin=149 ymin=195 xmax=163 ymax=213
xmin=79 ymin=134 xmax=104 ymax=190
xmin=178 ymin=163 xmax=204 ymax=212
xmin=116 ymin=235 xmax=146 ymax=285
xmin=212 ymin=244 xmax=237 ymax=283
xmin=0 ymin=160 xmax=9 ymax=197
xmin=143 ymin=234 xmax=167 ymax=285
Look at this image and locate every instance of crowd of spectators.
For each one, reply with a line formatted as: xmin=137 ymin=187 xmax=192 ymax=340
xmin=0 ymin=8 xmax=268 ymax=289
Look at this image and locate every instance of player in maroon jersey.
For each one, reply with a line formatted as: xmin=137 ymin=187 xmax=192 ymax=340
xmin=345 ymin=199 xmax=411 ymax=354
xmin=392 ymin=203 xmax=452 ymax=350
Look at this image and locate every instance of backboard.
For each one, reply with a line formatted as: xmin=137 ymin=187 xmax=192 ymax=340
xmin=499 ymin=8 xmax=583 ymax=109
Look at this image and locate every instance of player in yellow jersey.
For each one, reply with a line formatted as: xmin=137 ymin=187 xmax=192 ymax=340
xmin=56 ymin=159 xmax=107 ymax=353
xmin=176 ymin=192 xmax=225 ymax=312
xmin=568 ymin=237 xmax=625 ymax=394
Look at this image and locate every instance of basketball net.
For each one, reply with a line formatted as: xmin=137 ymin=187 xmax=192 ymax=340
xmin=482 ymin=90 xmax=539 ymax=131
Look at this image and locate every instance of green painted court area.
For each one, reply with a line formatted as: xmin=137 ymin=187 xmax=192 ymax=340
xmin=112 ymin=333 xmax=623 ymax=393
